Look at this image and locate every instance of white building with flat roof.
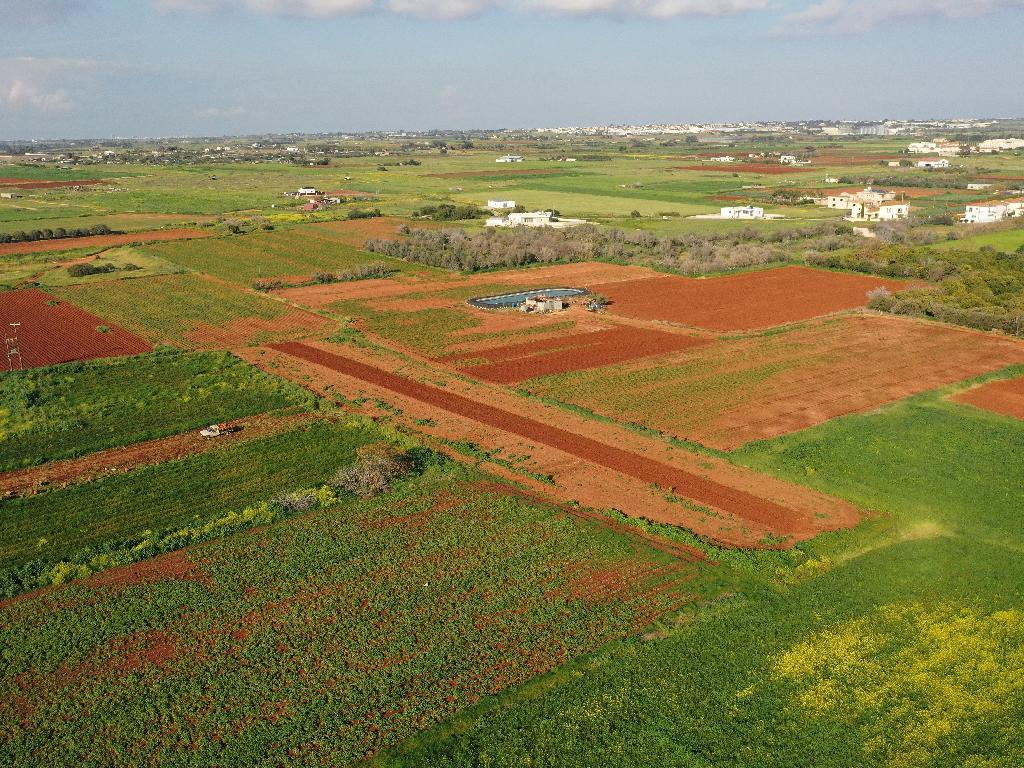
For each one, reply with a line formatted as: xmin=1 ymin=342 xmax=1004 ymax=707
xmin=978 ymin=138 xmax=1024 ymax=153
xmin=496 ymin=154 xmax=524 ymax=163
xmin=487 ymin=199 xmax=516 ymax=209
xmin=720 ymin=205 xmax=764 ymax=219
xmin=964 ymin=198 xmax=1024 ymax=223
xmin=917 ymin=158 xmax=950 ymax=169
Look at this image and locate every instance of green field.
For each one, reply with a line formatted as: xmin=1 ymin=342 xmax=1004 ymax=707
xmin=0 ymin=350 xmax=313 ymax=471
xmin=52 ymin=273 xmax=302 ymax=345
xmin=142 ymin=226 xmax=410 ymax=284
xmin=377 ymin=374 xmax=1024 ymax=768
xmin=0 ymin=463 xmax=710 ymax=767
xmin=0 ymin=418 xmax=376 ymax=572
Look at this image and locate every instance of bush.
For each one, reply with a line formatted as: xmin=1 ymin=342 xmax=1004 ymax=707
xmin=67 ymin=262 xmax=117 ymax=277
xmin=251 ymin=278 xmax=284 ymax=291
xmin=331 ymin=443 xmax=413 ymax=498
xmin=348 ymin=208 xmax=382 ymax=220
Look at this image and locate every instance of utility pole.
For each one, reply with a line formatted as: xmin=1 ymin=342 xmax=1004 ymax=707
xmin=5 ymin=323 xmax=23 ymax=371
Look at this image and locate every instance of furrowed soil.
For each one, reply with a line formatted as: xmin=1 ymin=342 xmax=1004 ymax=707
xmin=671 ymin=164 xmax=815 ymax=175
xmin=0 ymin=228 xmax=213 ymax=257
xmin=953 ymin=376 xmax=1024 ymax=420
xmin=266 ymin=340 xmax=857 ymax=545
xmin=0 ymin=179 xmax=106 ymax=189
xmin=0 ymin=288 xmax=151 ymax=369
xmin=527 ymin=314 xmax=1024 ymax=449
xmin=445 ymin=326 xmax=712 ymax=384
xmin=593 ymin=265 xmax=911 ymax=331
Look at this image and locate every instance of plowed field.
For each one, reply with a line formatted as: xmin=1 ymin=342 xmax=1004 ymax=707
xmin=444 ymin=326 xmax=711 ymax=384
xmin=953 ymin=377 xmax=1024 ymax=420
xmin=593 ymin=266 xmax=911 ymax=331
xmin=672 ymin=164 xmax=814 ymax=175
xmin=269 ymin=341 xmax=813 ymax=535
xmin=526 ymin=315 xmax=1024 ymax=449
xmin=0 ymin=289 xmax=151 ymax=369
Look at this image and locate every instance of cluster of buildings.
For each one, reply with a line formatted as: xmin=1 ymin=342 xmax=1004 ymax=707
xmin=822 ymin=187 xmax=911 ymax=222
xmin=283 ymin=186 xmax=372 ymax=212
xmin=907 ymin=138 xmax=1024 ymax=156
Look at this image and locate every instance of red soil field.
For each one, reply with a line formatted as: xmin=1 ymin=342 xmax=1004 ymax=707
xmin=672 ymin=164 xmax=815 ymax=175
xmin=445 ymin=326 xmax=711 ymax=384
xmin=269 ymin=341 xmax=812 ymax=535
xmin=953 ymin=377 xmax=1024 ymax=420
xmin=424 ymin=169 xmax=564 ymax=178
xmin=528 ymin=315 xmax=1024 ymax=449
xmin=593 ymin=265 xmax=910 ymax=331
xmin=0 ymin=228 xmax=213 ymax=257
xmin=0 ymin=179 xmax=106 ymax=189
xmin=0 ymin=288 xmax=151 ymax=369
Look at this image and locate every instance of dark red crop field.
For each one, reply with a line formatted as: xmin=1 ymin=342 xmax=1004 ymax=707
xmin=0 ymin=288 xmax=151 ymax=369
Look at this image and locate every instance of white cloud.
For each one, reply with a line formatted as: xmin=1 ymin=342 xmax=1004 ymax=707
xmin=0 ymin=58 xmax=93 ymax=114
xmin=194 ymin=105 xmax=246 ymax=118
xmin=156 ymin=0 xmax=769 ymax=19
xmin=783 ymin=0 xmax=1024 ymax=33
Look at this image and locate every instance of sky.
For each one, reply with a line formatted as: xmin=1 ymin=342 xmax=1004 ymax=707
xmin=1 ymin=0 xmax=1023 ymax=139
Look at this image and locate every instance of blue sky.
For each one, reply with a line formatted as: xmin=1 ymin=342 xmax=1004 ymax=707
xmin=2 ymin=0 xmax=1023 ymax=139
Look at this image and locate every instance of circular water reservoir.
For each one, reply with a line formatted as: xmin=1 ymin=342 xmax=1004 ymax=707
xmin=468 ymin=287 xmax=588 ymax=309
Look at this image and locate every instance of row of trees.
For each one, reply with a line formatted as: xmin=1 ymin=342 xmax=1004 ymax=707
xmin=0 ymin=223 xmax=113 ymax=244
xmin=365 ymin=220 xmax=862 ymax=276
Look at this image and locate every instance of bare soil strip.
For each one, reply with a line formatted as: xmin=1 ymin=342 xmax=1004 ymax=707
xmin=269 ymin=341 xmax=812 ymax=535
xmin=445 ymin=326 xmax=712 ymax=384
xmin=0 ymin=228 xmax=213 ymax=257
xmin=0 ymin=411 xmax=314 ymax=498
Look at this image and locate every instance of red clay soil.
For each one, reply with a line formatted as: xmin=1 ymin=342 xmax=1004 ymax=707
xmin=0 ymin=178 xmax=106 ymax=189
xmin=269 ymin=341 xmax=809 ymax=535
xmin=0 ymin=288 xmax=151 ymax=369
xmin=0 ymin=411 xmax=313 ymax=498
xmin=183 ymin=308 xmax=334 ymax=349
xmin=672 ymin=164 xmax=815 ymax=175
xmin=593 ymin=265 xmax=911 ymax=331
xmin=445 ymin=326 xmax=712 ymax=384
xmin=953 ymin=377 xmax=1024 ymax=420
xmin=424 ymin=169 xmax=565 ymax=179
xmin=0 ymin=228 xmax=213 ymax=257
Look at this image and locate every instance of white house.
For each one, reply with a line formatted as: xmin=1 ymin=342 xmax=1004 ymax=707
xmin=297 ymin=186 xmax=321 ymax=196
xmin=824 ymin=177 xmax=840 ymax=184
xmin=967 ymin=183 xmax=993 ymax=191
xmin=846 ymin=201 xmax=909 ymax=221
xmin=877 ymin=201 xmax=911 ymax=220
xmin=887 ymin=161 xmax=903 ymax=168
xmin=964 ymin=198 xmax=1024 ymax=223
xmin=721 ymin=205 xmax=764 ymax=220
xmin=978 ymin=138 xmax=1024 ymax=153
xmin=917 ymin=159 xmax=950 ymax=169
xmin=908 ymin=141 xmax=937 ymax=154
xmin=487 ymin=199 xmax=516 ymax=209
xmin=779 ymin=155 xmax=798 ymax=165
xmin=708 ymin=155 xmax=736 ymax=163
xmin=496 ymin=154 xmax=524 ymax=163
xmin=935 ymin=142 xmax=962 ymax=157
xmin=486 ymin=211 xmax=588 ymax=229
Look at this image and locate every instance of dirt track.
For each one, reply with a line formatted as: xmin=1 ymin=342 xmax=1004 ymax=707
xmin=269 ymin=341 xmax=813 ymax=535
